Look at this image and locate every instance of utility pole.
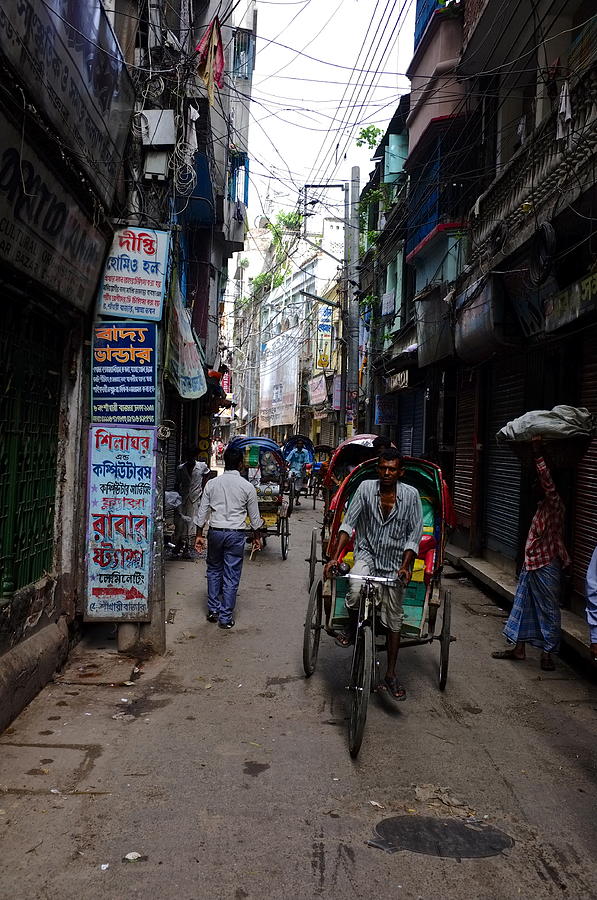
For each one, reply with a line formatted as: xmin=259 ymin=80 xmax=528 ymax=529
xmin=346 ymin=166 xmax=360 ymax=435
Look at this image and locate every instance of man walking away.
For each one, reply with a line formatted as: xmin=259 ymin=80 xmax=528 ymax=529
xmin=324 ymin=449 xmax=423 ymax=701
xmin=194 ymin=447 xmax=263 ymax=629
xmin=174 ymin=447 xmax=210 ymax=557
xmin=492 ymin=436 xmax=569 ymax=671
xmin=287 ymin=439 xmax=309 ymax=506
xmin=585 ymin=545 xmax=597 ymax=662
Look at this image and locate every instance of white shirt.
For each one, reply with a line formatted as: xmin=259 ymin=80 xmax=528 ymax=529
xmin=194 ymin=470 xmax=263 ymax=531
xmin=175 ymin=460 xmax=210 ymax=505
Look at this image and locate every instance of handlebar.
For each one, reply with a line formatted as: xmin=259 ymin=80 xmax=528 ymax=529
xmin=343 ymin=573 xmax=405 ymax=588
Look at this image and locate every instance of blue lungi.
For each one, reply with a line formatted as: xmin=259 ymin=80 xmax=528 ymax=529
xmin=503 ymin=560 xmax=561 ymax=652
xmin=206 ymin=529 xmax=246 ymax=625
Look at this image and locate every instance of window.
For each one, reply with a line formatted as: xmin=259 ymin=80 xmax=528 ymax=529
xmin=233 ymin=29 xmax=255 ymax=79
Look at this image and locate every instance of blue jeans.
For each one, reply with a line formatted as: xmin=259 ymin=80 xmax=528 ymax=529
xmin=206 ymin=530 xmax=246 ymax=624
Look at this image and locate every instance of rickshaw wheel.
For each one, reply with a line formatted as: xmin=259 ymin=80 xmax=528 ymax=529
xmin=312 ymin=480 xmax=317 ymax=508
xmin=439 ymin=589 xmax=451 ymax=691
xmin=348 ymin=626 xmax=372 ymax=758
xmin=308 ymin=528 xmax=318 ymax=589
xmin=303 ymin=579 xmax=323 ymax=676
xmin=280 ymin=516 xmax=290 ymax=559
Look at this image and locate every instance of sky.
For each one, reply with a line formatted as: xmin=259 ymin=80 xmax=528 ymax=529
xmin=245 ymin=0 xmax=415 ymax=230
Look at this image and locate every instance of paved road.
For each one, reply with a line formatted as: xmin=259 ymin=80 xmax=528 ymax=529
xmin=1 ymin=505 xmax=596 ymax=899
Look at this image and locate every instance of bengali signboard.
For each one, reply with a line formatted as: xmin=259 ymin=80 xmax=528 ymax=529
xmin=97 ymin=227 xmax=170 ymax=321
xmin=0 ymin=0 xmax=134 ymax=207
xmin=86 ymin=425 xmax=157 ymax=621
xmin=92 ymin=322 xmax=157 ymax=425
xmin=544 ymin=271 xmax=597 ymax=333
xmin=0 ymin=116 xmax=108 ymax=311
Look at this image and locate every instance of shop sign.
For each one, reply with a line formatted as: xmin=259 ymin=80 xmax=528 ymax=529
xmin=332 ymin=374 xmax=343 ymax=410
xmin=0 ymin=0 xmax=134 ymax=207
xmin=316 ymin=305 xmax=332 ymax=369
xmin=386 ymin=371 xmax=409 ymax=391
xmin=375 ymin=394 xmax=397 ymax=425
xmin=85 ymin=425 xmax=157 ymax=621
xmin=97 ymin=227 xmax=170 ymax=321
xmin=544 ymin=272 xmax=597 ymax=332
xmin=92 ymin=322 xmax=157 ymax=425
xmin=308 ymin=373 xmax=328 ymax=405
xmin=0 ymin=117 xmax=108 ymax=311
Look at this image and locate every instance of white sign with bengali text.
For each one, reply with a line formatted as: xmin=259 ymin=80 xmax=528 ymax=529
xmin=97 ymin=227 xmax=170 ymax=322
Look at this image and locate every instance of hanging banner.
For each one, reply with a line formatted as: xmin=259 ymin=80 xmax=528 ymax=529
xmin=375 ymin=394 xmax=397 ymax=425
xmin=259 ymin=327 xmax=300 ymax=429
xmin=92 ymin=322 xmax=157 ymax=424
xmin=97 ymin=227 xmax=170 ymax=321
xmin=165 ymin=281 xmax=207 ymax=399
xmin=308 ymin=373 xmax=328 ymax=405
xmin=85 ymin=425 xmax=157 ymax=621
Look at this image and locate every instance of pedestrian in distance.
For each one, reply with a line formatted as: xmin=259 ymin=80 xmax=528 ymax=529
xmin=323 ymin=449 xmax=423 ymax=701
xmin=173 ymin=446 xmax=210 ymax=558
xmin=194 ymin=446 xmax=263 ymax=629
xmin=585 ymin=545 xmax=597 ymax=662
xmin=492 ymin=436 xmax=569 ymax=671
xmin=287 ymin=439 xmax=309 ymax=506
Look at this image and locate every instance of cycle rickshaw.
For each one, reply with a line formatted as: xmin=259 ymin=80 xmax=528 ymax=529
xmin=282 ymin=434 xmax=315 ymax=502
xmin=303 ymin=456 xmax=454 ymax=757
xmin=227 ymin=436 xmax=292 ymax=559
xmin=308 ymin=444 xmax=334 ymax=508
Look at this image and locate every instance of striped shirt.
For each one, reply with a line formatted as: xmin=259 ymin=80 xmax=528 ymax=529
xmin=339 ymin=479 xmax=423 ymax=576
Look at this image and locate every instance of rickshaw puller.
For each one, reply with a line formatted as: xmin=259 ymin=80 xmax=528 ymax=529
xmin=324 ymin=450 xmax=423 ymax=701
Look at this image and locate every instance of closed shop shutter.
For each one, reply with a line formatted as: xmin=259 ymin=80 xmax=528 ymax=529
xmin=572 ymin=329 xmax=597 ymax=598
xmin=397 ymin=388 xmax=425 ymax=456
xmin=484 ymin=357 xmax=525 ymax=559
xmin=319 ymin=417 xmax=335 ymax=447
xmin=165 ymin=397 xmax=184 ymax=490
xmin=453 ymin=372 xmax=477 ymax=527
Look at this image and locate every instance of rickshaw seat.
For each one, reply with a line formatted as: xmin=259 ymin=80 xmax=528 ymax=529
xmin=417 ymin=534 xmax=437 ymax=584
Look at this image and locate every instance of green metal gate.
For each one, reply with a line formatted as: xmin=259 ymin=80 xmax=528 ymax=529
xmin=0 ymin=297 xmax=64 ymax=598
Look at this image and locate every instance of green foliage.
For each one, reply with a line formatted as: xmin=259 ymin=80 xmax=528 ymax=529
xmin=356 ymin=125 xmax=382 ymax=150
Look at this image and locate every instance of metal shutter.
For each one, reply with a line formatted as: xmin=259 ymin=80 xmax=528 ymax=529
xmin=453 ymin=371 xmax=477 ymax=527
xmin=484 ymin=357 xmax=525 ymax=559
xmin=572 ymin=330 xmax=597 ymax=598
xmin=165 ymin=398 xmax=184 ymax=490
xmin=397 ymin=388 xmax=425 ymax=456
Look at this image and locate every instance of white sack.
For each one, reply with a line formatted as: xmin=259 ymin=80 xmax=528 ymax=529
xmin=496 ymin=405 xmax=595 ymax=443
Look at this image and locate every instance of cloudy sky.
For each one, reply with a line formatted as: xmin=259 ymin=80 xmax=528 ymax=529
xmin=245 ymin=0 xmax=415 ymax=227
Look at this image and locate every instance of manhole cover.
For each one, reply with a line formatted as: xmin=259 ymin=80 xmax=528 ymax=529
xmin=369 ymin=816 xmax=514 ymax=858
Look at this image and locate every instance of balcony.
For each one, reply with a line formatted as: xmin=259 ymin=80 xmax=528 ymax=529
xmin=414 ymin=0 xmax=443 ymax=51
xmin=470 ymin=64 xmax=597 ymax=264
xmin=405 ymin=128 xmax=473 ymax=257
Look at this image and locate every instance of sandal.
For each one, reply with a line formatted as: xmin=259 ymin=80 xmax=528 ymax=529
xmin=334 ymin=631 xmax=353 ymax=648
xmin=492 ymin=649 xmax=525 ymax=660
xmin=377 ymin=675 xmax=406 ymax=701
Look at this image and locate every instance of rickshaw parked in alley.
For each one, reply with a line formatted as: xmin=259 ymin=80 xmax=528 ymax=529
xmin=308 ymin=444 xmax=334 ymax=508
xmin=303 ymin=456 xmax=455 ymax=757
xmin=227 ymin=436 xmax=292 ymax=559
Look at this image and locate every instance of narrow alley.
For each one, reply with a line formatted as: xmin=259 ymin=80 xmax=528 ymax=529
xmin=1 ymin=509 xmax=596 ymax=900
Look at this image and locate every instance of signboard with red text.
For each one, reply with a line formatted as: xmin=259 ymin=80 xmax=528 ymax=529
xmin=97 ymin=227 xmax=170 ymax=321
xmin=85 ymin=425 xmax=157 ymax=621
